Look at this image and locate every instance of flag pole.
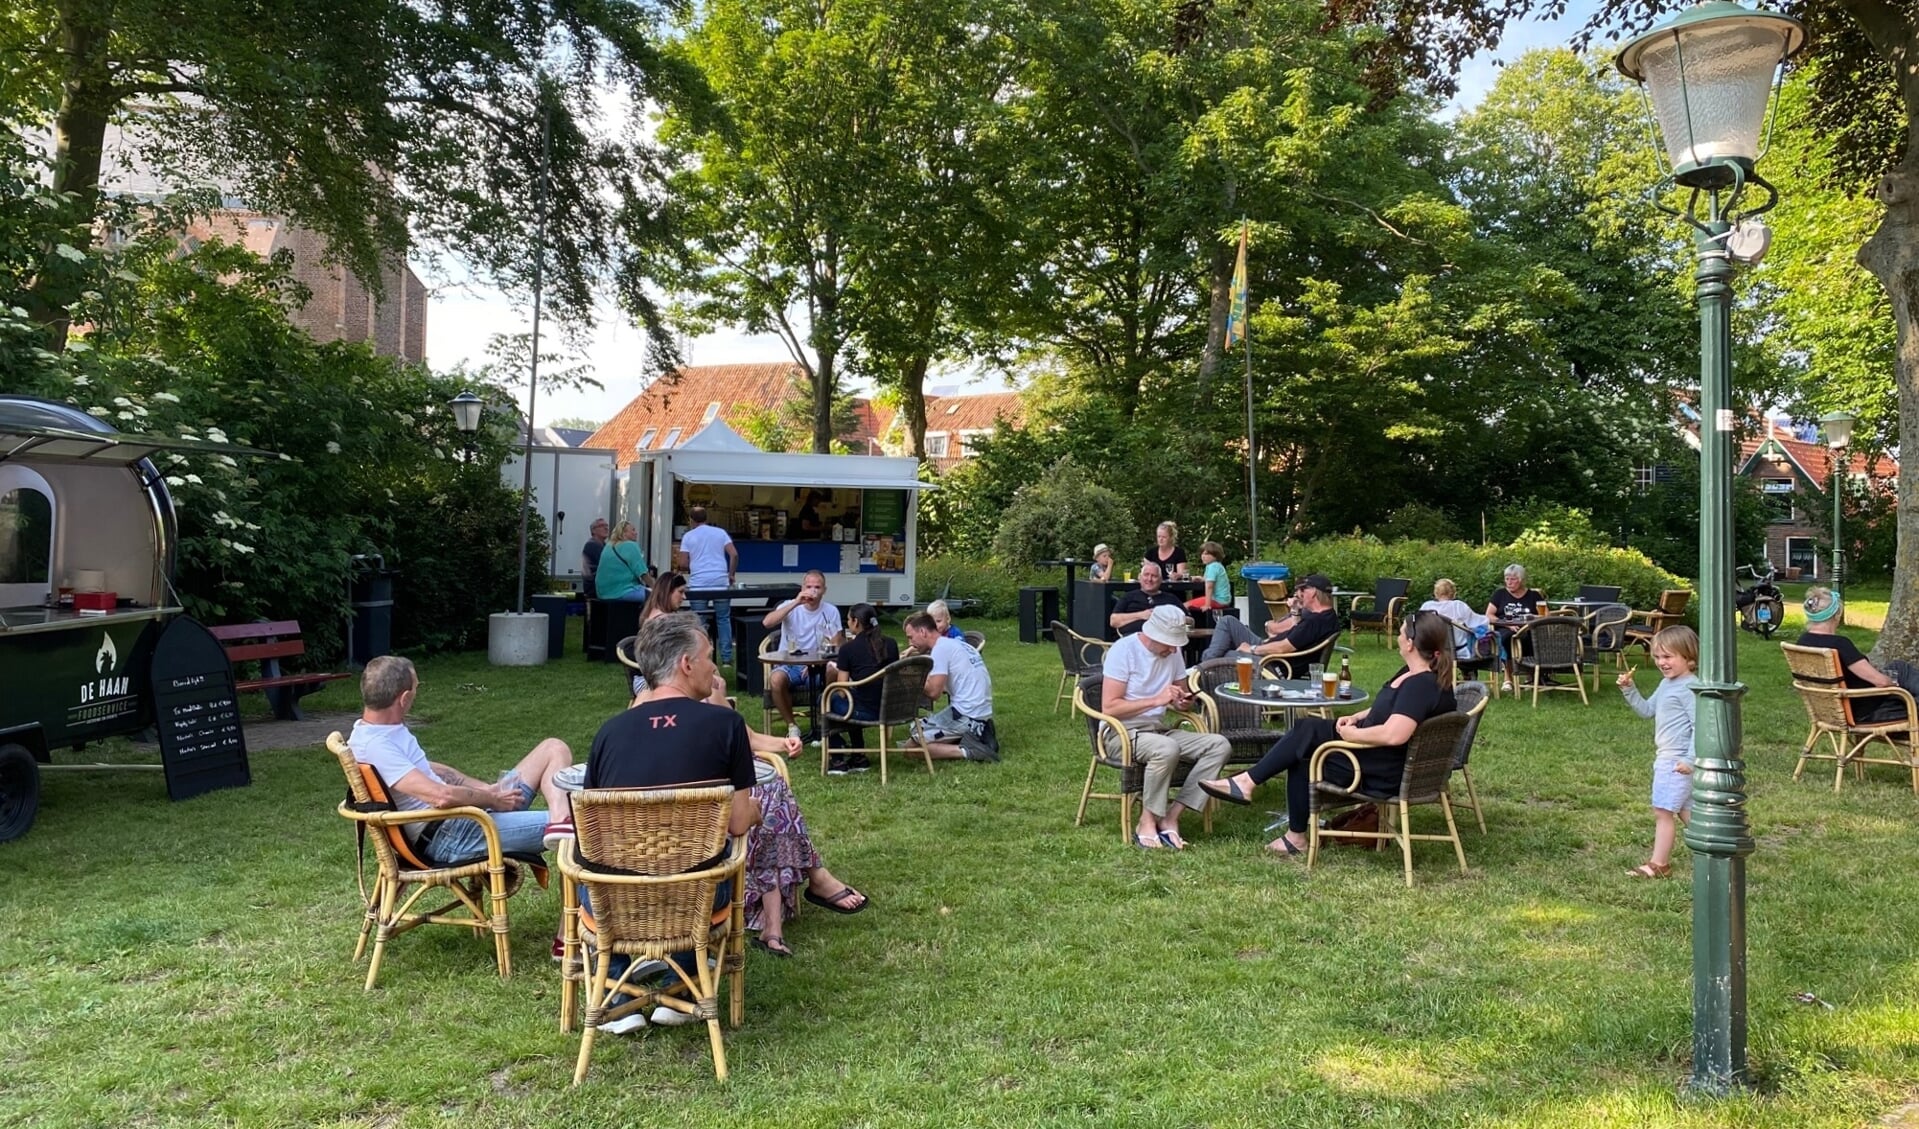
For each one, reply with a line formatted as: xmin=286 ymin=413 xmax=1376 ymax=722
xmin=1244 ymin=296 xmax=1256 ymax=556
xmin=1229 ymin=219 xmax=1256 ymax=557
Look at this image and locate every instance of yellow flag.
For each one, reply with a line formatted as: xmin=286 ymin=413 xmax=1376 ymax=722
xmin=1224 ymin=222 xmax=1249 ymax=349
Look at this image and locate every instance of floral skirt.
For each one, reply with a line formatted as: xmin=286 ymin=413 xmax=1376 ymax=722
xmin=744 ymin=774 xmax=820 ymax=931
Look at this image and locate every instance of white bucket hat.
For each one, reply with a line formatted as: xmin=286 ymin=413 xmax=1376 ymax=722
xmin=1142 ymin=605 xmax=1190 ymax=647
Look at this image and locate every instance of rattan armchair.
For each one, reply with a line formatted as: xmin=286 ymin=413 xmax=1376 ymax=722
xmin=1441 ymin=617 xmax=1500 ymax=692
xmin=326 ymin=733 xmax=545 ymax=991
xmin=1072 ymin=672 xmax=1213 ymax=841
xmin=1306 ymin=711 xmax=1471 ymax=886
xmin=1780 ymin=643 xmax=1919 ymax=794
xmin=962 ymin=629 xmax=986 ymax=652
xmin=1259 ymin=633 xmax=1338 ymax=679
xmin=1582 ymin=603 xmax=1635 ymax=685
xmin=1623 ymin=590 xmax=1692 ymax=656
xmin=1448 ymin=681 xmax=1491 ymax=833
xmin=1052 ymin=621 xmax=1109 ymax=714
xmin=819 ymin=655 xmax=934 ymax=784
xmin=1348 ymin=578 xmax=1411 ymax=646
xmin=1512 ymin=617 xmax=1590 ymax=706
xmin=558 ymin=784 xmax=748 ymax=1084
xmin=1186 ymin=656 xmax=1282 ymax=770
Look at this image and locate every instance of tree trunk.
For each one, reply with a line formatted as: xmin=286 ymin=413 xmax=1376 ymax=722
xmin=1858 ymin=159 xmax=1919 ymax=661
xmin=1197 ymin=236 xmax=1234 ymax=387
xmin=27 ymin=2 xmax=117 ymax=351
xmin=901 ymin=353 xmax=930 ymax=459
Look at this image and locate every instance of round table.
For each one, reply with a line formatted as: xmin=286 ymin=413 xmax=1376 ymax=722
xmin=1215 ymin=678 xmax=1370 ymax=723
xmin=767 ymin=649 xmax=833 ymax=735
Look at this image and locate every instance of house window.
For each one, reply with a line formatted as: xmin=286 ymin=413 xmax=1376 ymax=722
xmin=0 ymin=486 xmax=53 ymax=585
xmin=925 ymin=432 xmax=949 ymax=458
xmin=1760 ymin=477 xmax=1796 ymax=523
xmin=1633 ymin=466 xmax=1656 ymax=491
xmin=662 ymin=427 xmax=683 ymax=448
xmin=702 ymin=402 xmax=721 ymax=424
xmin=959 ymin=430 xmax=988 ymax=457
xmin=637 ymin=428 xmax=658 ymax=450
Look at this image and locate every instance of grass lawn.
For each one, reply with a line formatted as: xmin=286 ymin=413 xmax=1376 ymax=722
xmin=4 ymin=606 xmax=1918 ymax=1127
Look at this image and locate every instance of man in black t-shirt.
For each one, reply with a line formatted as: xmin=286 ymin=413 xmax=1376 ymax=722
xmin=1203 ymin=572 xmax=1340 ymax=661
xmin=1110 ymin=562 xmax=1189 ymax=636
xmin=1796 ymin=587 xmax=1919 ymax=723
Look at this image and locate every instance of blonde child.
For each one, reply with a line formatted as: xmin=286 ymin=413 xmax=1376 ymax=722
xmin=1616 ymin=624 xmax=1699 ymax=878
xmin=1185 ymin=541 xmax=1231 ymax=613
xmin=1088 ymin=543 xmax=1114 ymax=582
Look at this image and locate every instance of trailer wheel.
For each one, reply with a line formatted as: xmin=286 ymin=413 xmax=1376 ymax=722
xmin=0 ymin=743 xmax=39 ymax=843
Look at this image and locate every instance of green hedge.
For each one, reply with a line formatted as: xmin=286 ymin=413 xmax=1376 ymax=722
xmin=1264 ymin=536 xmax=1692 ymax=615
xmin=916 ymin=556 xmax=1053 ymax=619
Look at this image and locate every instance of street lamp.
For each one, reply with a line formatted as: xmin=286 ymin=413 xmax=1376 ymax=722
xmin=1818 ymin=410 xmax=1856 ymax=591
xmin=448 ymin=390 xmax=484 ymax=462
xmin=1616 ymin=0 xmax=1806 ymax=1096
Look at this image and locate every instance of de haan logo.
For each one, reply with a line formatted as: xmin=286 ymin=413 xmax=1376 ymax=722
xmin=79 ymin=632 xmax=129 ymax=703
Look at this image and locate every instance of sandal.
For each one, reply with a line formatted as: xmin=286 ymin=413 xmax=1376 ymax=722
xmin=1198 ymin=778 xmax=1253 ymax=806
xmin=1265 ymin=835 xmax=1305 ymax=860
xmin=803 ymin=884 xmax=868 ymax=915
xmin=1132 ymin=832 xmax=1162 ymax=850
xmin=751 ymin=934 xmax=794 ymax=958
xmin=1157 ymin=829 xmax=1187 ymax=851
xmin=1628 ymin=861 xmax=1672 ymax=879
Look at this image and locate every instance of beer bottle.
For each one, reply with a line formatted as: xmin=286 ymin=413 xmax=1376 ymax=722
xmin=1338 ymin=655 xmax=1353 ymax=698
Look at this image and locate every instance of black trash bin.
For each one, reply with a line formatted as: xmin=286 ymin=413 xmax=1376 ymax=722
xmin=733 ymin=608 xmax=774 ymax=694
xmin=1018 ymin=586 xmax=1061 ymax=644
xmin=529 ymin=593 xmax=569 ymax=660
xmin=348 ymin=555 xmax=396 ymax=668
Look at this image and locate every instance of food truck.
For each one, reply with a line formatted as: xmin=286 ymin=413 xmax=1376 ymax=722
xmin=0 ymin=395 xmax=259 ymax=842
xmin=619 ymin=421 xmax=931 ymax=610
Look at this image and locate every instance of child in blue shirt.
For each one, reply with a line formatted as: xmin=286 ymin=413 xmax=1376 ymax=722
xmin=1184 ymin=541 xmax=1232 ymax=614
xmin=1617 ymin=624 xmax=1699 ymax=879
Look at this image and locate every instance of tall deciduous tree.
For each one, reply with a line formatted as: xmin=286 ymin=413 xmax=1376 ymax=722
xmin=2 ymin=0 xmax=702 ymax=364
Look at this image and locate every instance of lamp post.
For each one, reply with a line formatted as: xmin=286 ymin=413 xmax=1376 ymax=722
xmin=1818 ymin=410 xmax=1856 ymax=591
xmin=448 ymin=390 xmax=484 ymax=463
xmin=1616 ymin=1 xmax=1805 ymax=1095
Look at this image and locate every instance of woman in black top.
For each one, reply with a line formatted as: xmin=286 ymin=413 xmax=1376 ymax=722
xmin=1484 ymin=563 xmax=1544 ymax=691
xmin=1144 ymin=521 xmax=1188 ymax=579
xmin=827 ymin=603 xmax=900 ymax=718
xmin=1199 ymin=612 xmax=1457 ymax=857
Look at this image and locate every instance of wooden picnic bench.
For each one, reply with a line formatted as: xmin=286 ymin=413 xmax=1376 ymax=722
xmin=207 ymin=620 xmax=351 ymax=720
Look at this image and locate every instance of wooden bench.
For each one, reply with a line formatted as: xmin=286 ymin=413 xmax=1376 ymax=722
xmin=208 ymin=620 xmax=352 ymax=720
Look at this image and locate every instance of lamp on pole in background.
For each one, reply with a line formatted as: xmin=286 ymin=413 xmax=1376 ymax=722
xmin=448 ymin=390 xmax=484 ymax=463
xmin=1818 ymin=410 xmax=1856 ymax=591
xmin=1616 ymin=0 xmax=1806 ymax=1095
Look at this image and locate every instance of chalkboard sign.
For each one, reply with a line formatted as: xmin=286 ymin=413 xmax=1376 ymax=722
xmin=149 ymin=617 xmax=250 ymax=802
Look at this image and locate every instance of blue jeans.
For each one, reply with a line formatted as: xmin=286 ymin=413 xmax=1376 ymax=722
xmin=689 ymin=598 xmax=733 ymax=662
xmin=426 ymin=778 xmax=547 ymax=863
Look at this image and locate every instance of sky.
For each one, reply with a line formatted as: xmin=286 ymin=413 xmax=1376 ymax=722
xmin=422 ymin=1 xmax=1609 ymax=430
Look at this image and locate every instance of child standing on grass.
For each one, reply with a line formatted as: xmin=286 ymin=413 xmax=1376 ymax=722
xmin=1185 ymin=541 xmax=1232 ymax=613
xmin=1616 ymin=624 xmax=1699 ymax=879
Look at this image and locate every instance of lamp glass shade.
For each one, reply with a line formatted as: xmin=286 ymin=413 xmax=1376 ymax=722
xmin=449 ymin=391 xmax=484 ymax=433
xmin=1616 ymin=4 xmax=1805 ymax=182
xmin=1818 ymin=411 xmax=1855 ymax=449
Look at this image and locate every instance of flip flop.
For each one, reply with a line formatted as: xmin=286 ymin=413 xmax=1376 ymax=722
xmin=1157 ymin=830 xmax=1187 ymax=851
xmin=803 ymin=884 xmax=869 ymax=915
xmin=1132 ymin=832 xmax=1161 ymax=850
xmin=751 ymin=934 xmax=793 ymax=958
xmin=1198 ymin=778 xmax=1252 ymax=806
xmin=1265 ymin=835 xmax=1305 ymax=860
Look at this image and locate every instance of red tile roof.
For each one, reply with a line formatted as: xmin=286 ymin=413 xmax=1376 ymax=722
xmin=588 ymin=363 xmax=806 ymax=468
xmin=1738 ymin=421 xmax=1898 ymax=492
xmin=916 ymin=391 xmax=1026 ymax=471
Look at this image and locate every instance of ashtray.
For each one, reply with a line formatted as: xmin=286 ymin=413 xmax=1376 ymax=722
xmin=1278 ymin=689 xmax=1307 ymax=700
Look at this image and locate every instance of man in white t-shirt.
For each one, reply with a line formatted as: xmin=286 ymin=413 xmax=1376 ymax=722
xmin=904 ymin=611 xmax=998 ymax=762
xmin=680 ymin=506 xmax=739 ymax=663
xmin=1102 ymin=605 xmax=1229 ymax=850
xmin=762 ymin=570 xmax=843 ymax=740
xmin=347 ymin=655 xmax=577 ymax=865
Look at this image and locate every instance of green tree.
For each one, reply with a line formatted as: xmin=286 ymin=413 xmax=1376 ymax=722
xmin=2 ymin=0 xmax=701 ymax=362
xmin=990 ymin=457 xmax=1138 ymax=570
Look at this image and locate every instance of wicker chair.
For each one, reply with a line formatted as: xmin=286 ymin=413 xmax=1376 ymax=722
xmin=1260 ymin=632 xmax=1338 ymax=679
xmin=558 ymin=784 xmax=748 ymax=1084
xmin=1512 ymin=617 xmax=1589 ymax=706
xmin=1582 ymin=603 xmax=1636 ymax=685
xmin=325 ymin=733 xmax=545 ymax=991
xmin=962 ymin=629 xmax=986 ymax=652
xmin=1623 ymin=590 xmax=1692 ymax=656
xmin=1448 ymin=681 xmax=1491 ymax=833
xmin=1347 ymin=577 xmax=1411 ymax=646
xmin=819 ymin=655 xmax=934 ymax=784
xmin=757 ymin=633 xmax=822 ymax=735
xmin=1780 ymin=643 xmax=1919 ymax=794
xmin=1186 ymin=656 xmax=1283 ymax=770
xmin=1071 ymin=672 xmax=1213 ymax=841
xmin=1306 ymin=711 xmax=1471 ymax=886
xmin=1052 ymin=621 xmax=1110 ymax=714
xmin=1441 ymin=617 xmax=1501 ymax=692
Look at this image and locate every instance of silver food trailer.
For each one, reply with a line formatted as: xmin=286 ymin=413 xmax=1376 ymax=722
xmin=0 ymin=396 xmax=259 ymax=842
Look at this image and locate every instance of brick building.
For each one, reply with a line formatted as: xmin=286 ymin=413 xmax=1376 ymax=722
xmin=1735 ymin=420 xmax=1898 ymax=580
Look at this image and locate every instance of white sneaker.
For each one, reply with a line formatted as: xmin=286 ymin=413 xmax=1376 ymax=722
xmin=649 ymin=1005 xmax=700 ymax=1027
xmin=596 ymin=1012 xmax=648 ymax=1035
xmin=787 ymin=724 xmax=801 ymax=742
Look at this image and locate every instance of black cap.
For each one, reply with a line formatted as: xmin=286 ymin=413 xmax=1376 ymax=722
xmin=1297 ymin=573 xmax=1333 ymax=594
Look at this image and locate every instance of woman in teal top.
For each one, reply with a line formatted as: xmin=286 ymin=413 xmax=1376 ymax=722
xmin=595 ymin=521 xmax=650 ymax=602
